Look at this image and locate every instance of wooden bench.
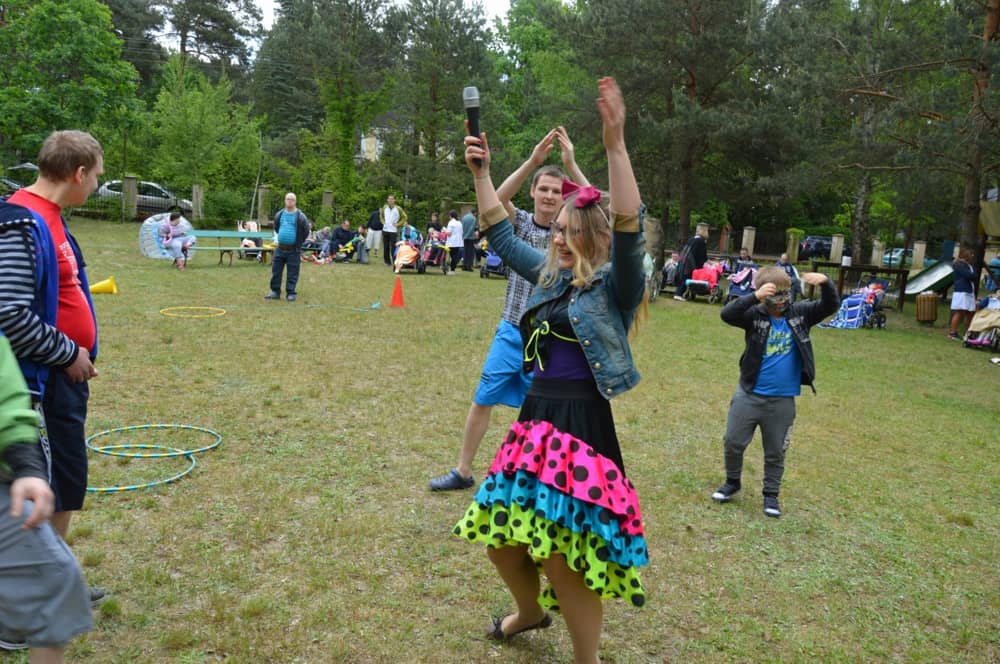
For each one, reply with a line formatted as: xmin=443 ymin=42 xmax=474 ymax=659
xmin=191 ymin=230 xmax=275 ymax=266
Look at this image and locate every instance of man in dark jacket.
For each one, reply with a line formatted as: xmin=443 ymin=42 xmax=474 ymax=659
xmin=265 ymin=192 xmax=310 ymax=301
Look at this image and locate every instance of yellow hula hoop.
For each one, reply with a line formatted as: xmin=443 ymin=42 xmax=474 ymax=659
xmin=159 ymin=306 xmax=227 ymax=318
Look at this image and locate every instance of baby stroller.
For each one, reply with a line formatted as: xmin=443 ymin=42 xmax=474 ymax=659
xmin=480 ymin=247 xmax=508 ymax=279
xmin=421 ymin=235 xmax=450 ymax=274
xmin=725 ymin=266 xmax=757 ymax=303
xmin=862 ymin=278 xmax=888 ymax=329
xmin=682 ymin=262 xmax=724 ymax=303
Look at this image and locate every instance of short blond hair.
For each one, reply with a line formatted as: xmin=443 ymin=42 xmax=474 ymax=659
xmin=756 ymin=265 xmax=791 ymax=289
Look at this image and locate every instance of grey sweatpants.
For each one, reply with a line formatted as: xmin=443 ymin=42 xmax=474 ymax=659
xmin=722 ymin=388 xmax=796 ymax=495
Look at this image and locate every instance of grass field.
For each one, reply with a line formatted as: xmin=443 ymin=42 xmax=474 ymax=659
xmin=9 ymin=219 xmax=998 ymax=663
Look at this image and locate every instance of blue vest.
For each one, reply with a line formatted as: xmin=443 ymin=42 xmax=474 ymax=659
xmin=0 ymin=202 xmax=97 ymax=397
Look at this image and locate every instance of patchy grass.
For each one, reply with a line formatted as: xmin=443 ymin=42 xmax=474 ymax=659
xmin=24 ymin=219 xmax=996 ymax=663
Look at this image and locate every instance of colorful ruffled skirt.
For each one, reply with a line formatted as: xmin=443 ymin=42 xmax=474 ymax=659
xmin=453 ymin=378 xmax=648 ymax=611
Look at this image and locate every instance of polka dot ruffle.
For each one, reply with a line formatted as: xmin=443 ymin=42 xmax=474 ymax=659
xmin=453 ymin=500 xmax=647 ymax=610
xmin=488 ymin=420 xmax=644 ymax=535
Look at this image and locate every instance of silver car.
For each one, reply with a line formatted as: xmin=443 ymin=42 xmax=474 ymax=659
xmin=96 ymin=180 xmax=193 ymax=215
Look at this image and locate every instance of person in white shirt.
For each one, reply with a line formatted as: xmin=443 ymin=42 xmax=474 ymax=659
xmin=379 ymin=194 xmax=406 ymax=266
xmin=444 ymin=210 xmax=464 ymax=274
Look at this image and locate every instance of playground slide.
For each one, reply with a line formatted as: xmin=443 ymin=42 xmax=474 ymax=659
xmin=904 ymin=261 xmax=953 ymax=296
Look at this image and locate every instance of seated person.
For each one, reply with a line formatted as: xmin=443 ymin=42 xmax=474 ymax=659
xmin=398 ymin=219 xmax=421 ymax=245
xmin=393 ymin=235 xmax=421 ymax=273
xmin=159 ymin=210 xmax=196 ymax=270
xmin=734 ymin=247 xmax=758 ymax=272
xmin=425 ymin=228 xmax=448 ymax=265
xmin=331 ymin=219 xmax=357 ymax=261
xmin=662 ymin=251 xmax=679 ymax=288
xmin=353 ymin=226 xmax=369 ymax=264
xmin=776 ymin=252 xmax=802 ymax=300
xmin=310 ymin=226 xmax=332 ymax=258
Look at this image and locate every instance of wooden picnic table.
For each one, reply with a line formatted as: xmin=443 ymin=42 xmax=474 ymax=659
xmin=809 ymin=261 xmax=910 ymax=311
xmin=191 ymin=230 xmax=275 ymax=266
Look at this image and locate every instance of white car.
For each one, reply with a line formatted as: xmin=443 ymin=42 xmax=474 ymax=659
xmin=883 ymin=248 xmax=912 ymax=267
xmin=96 ymin=180 xmax=193 ymax=215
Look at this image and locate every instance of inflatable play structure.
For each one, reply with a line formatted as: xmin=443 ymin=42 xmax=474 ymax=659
xmin=139 ymin=212 xmax=195 ymax=261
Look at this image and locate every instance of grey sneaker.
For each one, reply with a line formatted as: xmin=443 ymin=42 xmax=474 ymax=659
xmin=711 ymin=481 xmax=741 ymax=503
xmin=763 ymin=495 xmax=781 ymax=518
xmin=429 ymin=469 xmax=475 ymax=491
xmin=89 ymin=585 xmax=108 ymax=607
xmin=0 ymin=635 xmax=26 ymax=651
xmin=264 ymin=291 xmax=280 ymax=300
xmin=286 ymin=294 xmax=297 ymax=302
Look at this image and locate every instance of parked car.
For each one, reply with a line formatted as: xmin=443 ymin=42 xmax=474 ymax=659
xmin=883 ymin=248 xmax=912 ymax=267
xmin=94 ymin=180 xmax=193 ymax=216
xmin=799 ymin=235 xmax=851 ymax=260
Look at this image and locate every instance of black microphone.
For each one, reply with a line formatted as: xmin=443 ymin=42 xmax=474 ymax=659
xmin=463 ymin=86 xmax=481 ymax=166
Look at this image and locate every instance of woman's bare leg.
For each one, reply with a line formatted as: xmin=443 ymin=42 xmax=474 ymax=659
xmin=542 ymin=554 xmax=602 ymax=664
xmin=487 ymin=544 xmax=547 ymax=633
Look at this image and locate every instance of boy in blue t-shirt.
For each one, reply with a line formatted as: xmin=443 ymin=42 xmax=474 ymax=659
xmin=712 ymin=265 xmax=839 ymax=517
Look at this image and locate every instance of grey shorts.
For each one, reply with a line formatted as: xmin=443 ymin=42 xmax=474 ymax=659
xmin=0 ymin=484 xmax=92 ymax=647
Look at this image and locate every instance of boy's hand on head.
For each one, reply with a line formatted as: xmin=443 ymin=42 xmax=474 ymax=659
xmin=800 ymin=272 xmax=829 ymax=286
xmin=10 ymin=476 xmax=54 ymax=529
xmin=756 ymin=282 xmax=777 ymax=301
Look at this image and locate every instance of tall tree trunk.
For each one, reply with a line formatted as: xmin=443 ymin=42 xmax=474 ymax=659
xmin=960 ymin=0 xmax=1000 ymax=252
xmin=676 ymin=142 xmax=695 ymax=249
xmin=851 ymin=173 xmax=872 ymax=259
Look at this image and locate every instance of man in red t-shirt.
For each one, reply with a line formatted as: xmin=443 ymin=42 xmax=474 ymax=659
xmin=4 ymin=132 xmax=102 ymax=589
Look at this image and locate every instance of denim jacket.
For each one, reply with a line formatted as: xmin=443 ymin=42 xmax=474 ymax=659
xmin=479 ymin=204 xmax=646 ymax=400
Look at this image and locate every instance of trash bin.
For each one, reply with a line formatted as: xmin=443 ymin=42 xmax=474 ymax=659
xmin=916 ymin=291 xmax=938 ymax=323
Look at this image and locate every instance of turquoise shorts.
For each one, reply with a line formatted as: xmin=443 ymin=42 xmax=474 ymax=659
xmin=473 ymin=320 xmax=532 ymax=408
xmin=0 ymin=484 xmax=92 ymax=647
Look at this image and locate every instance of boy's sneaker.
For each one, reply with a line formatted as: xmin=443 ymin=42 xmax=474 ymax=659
xmin=711 ymin=481 xmax=741 ymax=503
xmin=89 ymin=585 xmax=108 ymax=607
xmin=947 ymin=332 xmax=961 ymax=340
xmin=763 ymin=495 xmax=781 ymax=518
xmin=0 ymin=635 xmax=27 ymax=651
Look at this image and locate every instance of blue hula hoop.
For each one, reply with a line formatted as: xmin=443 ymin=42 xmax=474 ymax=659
xmin=85 ymin=424 xmax=222 ymax=493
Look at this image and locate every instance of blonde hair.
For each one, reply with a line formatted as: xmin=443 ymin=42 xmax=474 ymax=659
xmin=538 ymin=191 xmax=612 ymax=289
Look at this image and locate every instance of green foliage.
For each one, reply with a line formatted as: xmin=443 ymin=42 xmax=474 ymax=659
xmin=152 ymin=55 xmax=262 ymax=194
xmin=202 ymin=188 xmax=252 ymax=225
xmin=0 ymin=0 xmax=138 ymax=161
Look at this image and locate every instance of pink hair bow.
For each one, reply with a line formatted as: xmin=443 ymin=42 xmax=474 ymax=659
xmin=561 ymin=179 xmax=602 ymax=208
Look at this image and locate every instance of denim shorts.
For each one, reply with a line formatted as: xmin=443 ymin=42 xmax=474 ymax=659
xmin=473 ymin=320 xmax=532 ymax=408
xmin=0 ymin=485 xmax=92 ymax=647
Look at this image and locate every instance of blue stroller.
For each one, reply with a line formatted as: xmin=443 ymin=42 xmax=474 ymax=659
xmin=725 ymin=266 xmax=757 ymax=303
xmin=480 ymin=247 xmax=508 ymax=279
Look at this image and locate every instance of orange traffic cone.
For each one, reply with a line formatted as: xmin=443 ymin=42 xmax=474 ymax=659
xmin=390 ymin=276 xmax=405 ymax=308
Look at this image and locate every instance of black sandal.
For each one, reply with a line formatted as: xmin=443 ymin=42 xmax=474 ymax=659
xmin=486 ymin=612 xmax=553 ymax=641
